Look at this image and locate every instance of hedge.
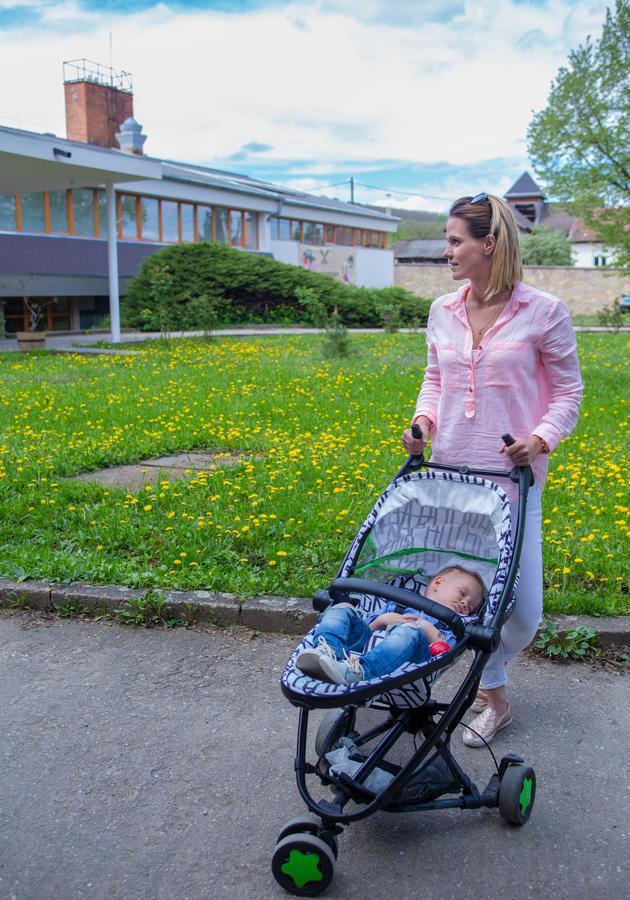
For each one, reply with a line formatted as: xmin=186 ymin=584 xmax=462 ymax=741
xmin=122 ymin=242 xmax=432 ymax=329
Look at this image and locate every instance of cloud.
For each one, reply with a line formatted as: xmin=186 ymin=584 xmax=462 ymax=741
xmin=227 ymin=140 xmax=274 ymax=160
xmin=0 ymin=0 xmax=611 ymax=208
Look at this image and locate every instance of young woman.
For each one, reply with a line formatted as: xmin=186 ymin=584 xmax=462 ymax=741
xmin=402 ymin=193 xmax=583 ymax=746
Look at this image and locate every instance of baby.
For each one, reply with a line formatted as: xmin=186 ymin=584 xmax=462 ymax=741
xmin=296 ymin=566 xmax=485 ymax=685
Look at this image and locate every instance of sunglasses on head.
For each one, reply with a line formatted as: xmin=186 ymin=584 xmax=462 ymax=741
xmin=470 ymin=192 xmax=489 ymax=205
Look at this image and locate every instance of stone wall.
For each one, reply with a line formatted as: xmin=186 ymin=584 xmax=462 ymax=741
xmin=395 ymin=264 xmax=629 ymax=315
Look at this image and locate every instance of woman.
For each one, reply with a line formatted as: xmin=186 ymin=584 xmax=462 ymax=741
xmin=402 ymin=192 xmax=583 ymax=747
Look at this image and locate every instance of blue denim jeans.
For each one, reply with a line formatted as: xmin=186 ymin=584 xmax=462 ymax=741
xmin=313 ymin=604 xmax=432 ymax=680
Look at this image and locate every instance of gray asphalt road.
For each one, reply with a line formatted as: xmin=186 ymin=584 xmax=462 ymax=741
xmin=0 ymin=612 xmax=627 ymax=900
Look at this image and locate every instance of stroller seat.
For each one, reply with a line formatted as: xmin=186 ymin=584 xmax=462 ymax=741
xmin=282 ymin=573 xmax=482 ymax=710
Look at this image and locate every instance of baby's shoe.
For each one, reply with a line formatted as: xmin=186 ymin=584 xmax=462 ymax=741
xmin=296 ymin=638 xmax=338 ymax=678
xmin=318 ymin=654 xmax=364 ymax=686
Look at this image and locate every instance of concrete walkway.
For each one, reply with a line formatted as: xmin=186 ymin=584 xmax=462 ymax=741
xmin=1 ymin=324 xmax=628 ymax=354
xmin=0 ymin=611 xmax=627 ymax=900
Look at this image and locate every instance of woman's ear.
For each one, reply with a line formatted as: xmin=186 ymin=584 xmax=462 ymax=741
xmin=483 ymin=233 xmax=496 ymax=256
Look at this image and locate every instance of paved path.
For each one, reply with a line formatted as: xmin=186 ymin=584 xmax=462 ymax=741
xmin=1 ymin=325 xmax=628 ymax=355
xmin=0 ymin=612 xmax=627 ymax=900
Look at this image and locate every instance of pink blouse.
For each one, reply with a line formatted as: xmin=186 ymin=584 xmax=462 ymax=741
xmin=414 ymin=281 xmax=583 ymax=495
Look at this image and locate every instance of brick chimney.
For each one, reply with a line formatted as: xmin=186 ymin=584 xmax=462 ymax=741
xmin=63 ymin=59 xmax=136 ymax=150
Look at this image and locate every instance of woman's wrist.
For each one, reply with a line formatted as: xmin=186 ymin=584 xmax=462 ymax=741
xmin=413 ymin=415 xmax=433 ymax=436
xmin=532 ymin=433 xmax=549 ymax=454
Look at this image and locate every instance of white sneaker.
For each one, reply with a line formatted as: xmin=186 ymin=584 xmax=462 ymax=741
xmin=296 ymin=638 xmax=338 ymax=678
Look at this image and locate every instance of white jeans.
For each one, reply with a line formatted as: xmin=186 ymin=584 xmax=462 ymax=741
xmin=481 ymin=482 xmax=543 ymax=690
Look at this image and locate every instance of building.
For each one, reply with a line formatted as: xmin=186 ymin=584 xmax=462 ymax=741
xmin=392 ymin=239 xmax=447 ymax=265
xmin=504 ymin=172 xmax=615 ymax=268
xmin=0 ymin=60 xmax=398 ymax=339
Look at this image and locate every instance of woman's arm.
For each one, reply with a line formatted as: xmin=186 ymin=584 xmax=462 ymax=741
xmin=533 ymin=302 xmax=583 ymax=452
xmin=413 ymin=330 xmax=441 ymax=432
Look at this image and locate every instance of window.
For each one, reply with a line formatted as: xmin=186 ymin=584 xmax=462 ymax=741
xmin=277 ymin=218 xmax=291 ymax=240
xmin=231 ymin=210 xmax=243 ymax=246
xmin=161 ymin=200 xmax=179 ymax=242
xmin=181 ymin=204 xmax=194 ymax=242
xmin=20 ymin=192 xmax=45 ymax=233
xmin=140 ymin=197 xmax=159 ymax=241
xmin=324 ymin=224 xmax=335 ymax=244
xmin=97 ymin=190 xmax=106 ymax=236
xmin=48 ymin=191 xmax=68 ymax=233
xmin=335 ymin=226 xmax=353 ymax=245
xmin=198 ymin=206 xmax=214 ymax=241
xmin=291 ymin=221 xmax=303 ymax=242
xmin=244 ymin=211 xmax=257 ymax=249
xmin=215 ymin=208 xmax=229 ymax=244
xmin=73 ymin=189 xmax=96 ymax=237
xmin=0 ymin=194 xmax=16 ymax=231
xmin=303 ymin=222 xmax=323 ymax=245
xmin=119 ymin=194 xmax=138 ymax=239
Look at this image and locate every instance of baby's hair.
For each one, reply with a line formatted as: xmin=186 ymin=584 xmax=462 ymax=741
xmin=430 ymin=565 xmax=486 ymax=600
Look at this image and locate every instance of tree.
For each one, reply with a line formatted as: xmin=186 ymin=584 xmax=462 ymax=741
xmin=527 ymin=0 xmax=629 ymax=268
xmin=520 ymin=226 xmax=574 ymax=266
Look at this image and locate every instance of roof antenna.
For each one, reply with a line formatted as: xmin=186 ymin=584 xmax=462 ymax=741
xmin=109 ymin=32 xmax=113 ymax=72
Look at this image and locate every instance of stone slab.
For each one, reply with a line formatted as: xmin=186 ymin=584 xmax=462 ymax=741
xmin=0 ymin=578 xmax=51 ymax=610
xmin=549 ymin=614 xmax=630 ymax=649
xmin=50 ymin=583 xmax=148 ymax=615
xmin=163 ymin=590 xmax=242 ymax=626
xmin=137 ymin=452 xmax=245 ymax=469
xmin=240 ymin=594 xmax=317 ymax=634
xmin=70 ymin=451 xmax=250 ymax=492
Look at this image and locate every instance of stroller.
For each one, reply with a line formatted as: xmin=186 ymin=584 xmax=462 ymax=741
xmin=272 ymin=431 xmax=537 ymax=896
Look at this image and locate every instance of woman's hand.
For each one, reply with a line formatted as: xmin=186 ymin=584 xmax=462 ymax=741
xmin=402 ymin=418 xmax=431 ymax=456
xmin=500 ymin=435 xmax=544 ymax=466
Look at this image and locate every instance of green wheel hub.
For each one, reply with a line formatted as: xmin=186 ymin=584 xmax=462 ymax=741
xmin=280 ymin=849 xmax=324 ymax=889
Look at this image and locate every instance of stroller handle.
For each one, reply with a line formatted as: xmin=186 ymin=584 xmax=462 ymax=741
xmin=328 ymin=577 xmax=465 ymax=640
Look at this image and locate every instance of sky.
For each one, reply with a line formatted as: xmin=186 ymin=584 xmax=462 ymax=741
xmin=0 ymin=0 xmax=612 ymax=212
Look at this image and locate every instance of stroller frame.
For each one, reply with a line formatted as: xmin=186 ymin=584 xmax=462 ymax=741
xmin=272 ymin=448 xmax=537 ymax=895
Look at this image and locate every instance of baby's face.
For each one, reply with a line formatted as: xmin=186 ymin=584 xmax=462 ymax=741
xmin=430 ymin=571 xmax=483 ymax=616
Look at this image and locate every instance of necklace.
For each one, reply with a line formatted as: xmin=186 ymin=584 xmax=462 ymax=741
xmin=471 ymin=305 xmax=505 ymax=336
xmin=466 ymin=294 xmax=509 ymax=337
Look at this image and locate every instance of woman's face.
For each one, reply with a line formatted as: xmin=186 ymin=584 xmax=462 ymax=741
xmin=443 ymin=216 xmax=492 ymax=283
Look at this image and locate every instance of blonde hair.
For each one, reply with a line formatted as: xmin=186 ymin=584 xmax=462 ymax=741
xmin=431 ymin=565 xmax=486 ymax=605
xmin=449 ymin=194 xmax=523 ymax=298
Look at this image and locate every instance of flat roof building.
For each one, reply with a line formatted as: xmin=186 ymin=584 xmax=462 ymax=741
xmin=0 ymin=60 xmax=398 ymax=340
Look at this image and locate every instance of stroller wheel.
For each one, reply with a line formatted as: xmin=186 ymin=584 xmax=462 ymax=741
xmin=498 ymin=764 xmax=536 ymax=825
xmin=272 ymin=833 xmax=335 ymax=896
xmin=277 ymin=817 xmax=339 ymax=859
xmin=314 ymin=708 xmax=354 ymax=758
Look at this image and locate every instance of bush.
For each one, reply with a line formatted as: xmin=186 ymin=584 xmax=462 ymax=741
xmin=122 ymin=242 xmax=431 ymax=330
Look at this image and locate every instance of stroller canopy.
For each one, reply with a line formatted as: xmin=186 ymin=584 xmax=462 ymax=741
xmin=340 ymin=470 xmax=514 ymax=625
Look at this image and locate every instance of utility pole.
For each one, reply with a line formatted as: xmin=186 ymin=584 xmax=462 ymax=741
xmin=350 ymin=177 xmax=354 ymax=203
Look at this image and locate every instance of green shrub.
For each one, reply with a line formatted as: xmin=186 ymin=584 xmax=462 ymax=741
xmin=122 ymin=242 xmax=431 ymax=329
xmin=597 ymin=301 xmax=623 ymax=330
xmin=533 ymin=620 xmax=600 ymax=660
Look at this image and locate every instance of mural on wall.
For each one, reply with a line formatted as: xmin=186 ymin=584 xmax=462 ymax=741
xmin=299 ymin=245 xmax=356 ymax=284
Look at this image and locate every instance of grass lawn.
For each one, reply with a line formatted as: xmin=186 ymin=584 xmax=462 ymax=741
xmin=0 ymin=332 xmax=627 ymax=616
